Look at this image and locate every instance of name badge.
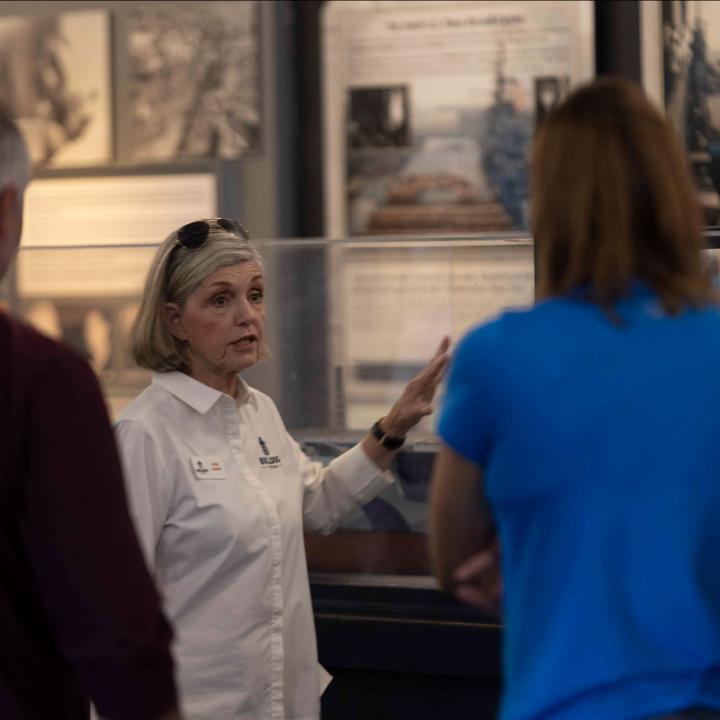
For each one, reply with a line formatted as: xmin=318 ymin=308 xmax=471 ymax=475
xmin=190 ymin=456 xmax=226 ymax=479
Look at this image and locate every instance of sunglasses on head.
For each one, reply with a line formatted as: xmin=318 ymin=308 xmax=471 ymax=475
xmin=176 ymin=217 xmax=249 ymax=250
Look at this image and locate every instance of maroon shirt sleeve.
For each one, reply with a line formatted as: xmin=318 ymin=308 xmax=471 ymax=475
xmin=18 ymin=337 xmax=178 ymax=719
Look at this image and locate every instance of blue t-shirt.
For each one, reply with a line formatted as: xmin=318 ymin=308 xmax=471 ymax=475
xmin=438 ymin=286 xmax=720 ymax=720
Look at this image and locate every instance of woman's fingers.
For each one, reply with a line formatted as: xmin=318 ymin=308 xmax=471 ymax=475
xmin=455 ymin=582 xmax=502 ymax=615
xmin=421 ymin=337 xmax=451 ymax=376
xmin=422 ymin=358 xmax=450 ymax=396
xmin=384 ymin=337 xmax=451 ymax=432
xmin=417 ymin=345 xmax=450 ymax=387
xmin=433 ymin=335 xmax=451 ymax=359
xmin=455 ymin=584 xmax=493 ymax=608
xmin=453 ymin=549 xmax=495 ymax=583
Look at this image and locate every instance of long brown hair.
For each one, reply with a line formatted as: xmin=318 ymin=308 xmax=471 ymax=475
xmin=533 ymin=76 xmax=714 ymax=313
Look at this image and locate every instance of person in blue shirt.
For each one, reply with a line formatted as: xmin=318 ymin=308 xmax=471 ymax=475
xmin=430 ymin=77 xmax=720 ymax=720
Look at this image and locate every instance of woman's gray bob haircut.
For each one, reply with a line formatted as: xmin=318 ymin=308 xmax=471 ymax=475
xmin=130 ymin=219 xmax=265 ymax=372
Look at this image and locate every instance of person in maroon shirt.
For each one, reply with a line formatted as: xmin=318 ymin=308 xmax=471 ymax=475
xmin=0 ymin=110 xmax=180 ymax=717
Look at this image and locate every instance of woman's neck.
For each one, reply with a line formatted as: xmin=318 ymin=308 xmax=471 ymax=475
xmin=187 ymin=365 xmax=238 ymax=397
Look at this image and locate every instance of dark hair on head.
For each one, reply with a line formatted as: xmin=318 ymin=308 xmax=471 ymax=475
xmin=532 ymin=76 xmax=714 ymax=314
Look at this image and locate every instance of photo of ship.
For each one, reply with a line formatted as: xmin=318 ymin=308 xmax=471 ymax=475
xmin=347 ymin=45 xmax=533 ymax=235
xmin=664 ymin=0 xmax=720 ymax=226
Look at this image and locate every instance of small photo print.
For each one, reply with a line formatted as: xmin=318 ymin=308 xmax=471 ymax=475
xmin=348 ymin=86 xmax=411 ymax=149
xmin=534 ymin=76 xmax=570 ymax=128
xmin=126 ymin=1 xmax=261 ymax=162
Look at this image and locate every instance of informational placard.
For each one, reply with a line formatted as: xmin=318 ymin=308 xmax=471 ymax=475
xmin=341 ymin=241 xmax=534 ymax=363
xmin=18 ymin=173 xmax=217 ymax=296
xmin=16 ymin=246 xmax=157 ymax=298
xmin=22 ymin=173 xmax=217 ymax=248
xmin=335 ymin=239 xmax=535 ymax=428
xmin=323 ymin=0 xmax=595 ymax=237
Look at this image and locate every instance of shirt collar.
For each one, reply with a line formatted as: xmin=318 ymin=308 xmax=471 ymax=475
xmin=152 ymin=371 xmax=257 ymax=414
xmin=235 ymin=377 xmax=257 ymax=408
xmin=568 ymin=279 xmax=655 ymax=302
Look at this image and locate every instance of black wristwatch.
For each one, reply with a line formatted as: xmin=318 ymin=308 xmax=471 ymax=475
xmin=371 ymin=417 xmax=406 ymax=450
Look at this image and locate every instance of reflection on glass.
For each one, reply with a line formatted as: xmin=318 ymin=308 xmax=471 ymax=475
xmin=12 ymin=235 xmax=534 ymax=578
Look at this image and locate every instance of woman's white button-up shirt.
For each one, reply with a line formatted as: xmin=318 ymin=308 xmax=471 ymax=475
xmin=115 ymin=371 xmax=392 ymax=720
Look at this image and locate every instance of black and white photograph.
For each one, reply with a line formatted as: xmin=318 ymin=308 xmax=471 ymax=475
xmin=126 ymin=1 xmax=261 ymax=162
xmin=534 ymin=76 xmax=570 ymax=128
xmin=348 ymin=86 xmax=411 ymax=148
xmin=346 ymin=42 xmax=536 ymax=236
xmin=0 ymin=9 xmax=111 ymax=168
xmin=663 ymin=0 xmax=720 ymax=226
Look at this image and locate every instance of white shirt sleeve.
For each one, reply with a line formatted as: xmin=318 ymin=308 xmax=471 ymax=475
xmin=291 ymin=436 xmax=394 ymax=534
xmin=114 ymin=419 xmax=174 ymax=572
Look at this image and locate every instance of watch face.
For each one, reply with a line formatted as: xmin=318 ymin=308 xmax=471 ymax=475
xmin=385 ymin=439 xmax=402 ymax=449
xmin=380 ymin=434 xmax=404 ymax=450
xmin=372 ymin=419 xmax=404 ymax=449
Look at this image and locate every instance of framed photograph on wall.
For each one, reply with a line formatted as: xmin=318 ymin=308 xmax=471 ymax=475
xmin=322 ymin=0 xmax=595 ymax=238
xmin=642 ymin=0 xmax=720 ymax=227
xmin=0 ymin=8 xmax=112 ymax=168
xmin=124 ymin=1 xmax=261 ymax=162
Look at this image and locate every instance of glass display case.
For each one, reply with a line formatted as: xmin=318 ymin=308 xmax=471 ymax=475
xmin=10 ymin=233 xmax=535 ymax=582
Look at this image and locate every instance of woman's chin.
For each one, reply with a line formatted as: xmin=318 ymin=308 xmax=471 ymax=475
xmin=229 ymin=347 xmax=259 ymax=373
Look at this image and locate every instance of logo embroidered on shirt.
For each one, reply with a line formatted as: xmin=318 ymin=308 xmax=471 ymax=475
xmin=257 ymin=437 xmax=282 ymax=468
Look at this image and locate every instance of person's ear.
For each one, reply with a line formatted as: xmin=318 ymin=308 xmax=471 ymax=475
xmin=0 ymin=185 xmax=22 ymax=278
xmin=165 ymin=302 xmax=188 ymax=341
xmin=0 ymin=186 xmax=20 ymax=240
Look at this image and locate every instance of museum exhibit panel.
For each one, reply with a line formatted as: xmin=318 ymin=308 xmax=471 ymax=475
xmin=322 ymin=0 xmax=595 ymax=238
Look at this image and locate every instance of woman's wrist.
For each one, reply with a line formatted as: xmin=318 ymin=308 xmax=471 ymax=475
xmin=372 ymin=417 xmax=406 ymax=449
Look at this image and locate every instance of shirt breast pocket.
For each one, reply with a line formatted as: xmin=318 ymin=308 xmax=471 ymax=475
xmin=176 ymin=459 xmax=268 ymax=559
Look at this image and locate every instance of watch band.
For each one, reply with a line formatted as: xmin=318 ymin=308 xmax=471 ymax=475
xmin=371 ymin=417 xmax=405 ymax=450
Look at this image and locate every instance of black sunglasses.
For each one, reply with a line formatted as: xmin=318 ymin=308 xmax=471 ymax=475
xmin=176 ymin=217 xmax=249 ymax=250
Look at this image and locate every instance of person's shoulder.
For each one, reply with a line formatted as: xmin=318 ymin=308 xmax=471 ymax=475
xmin=483 ymin=297 xmax=586 ymax=339
xmin=244 ymin=384 xmax=281 ymax=416
xmin=2 ymin=312 xmax=68 ymax=362
xmin=453 ymin=301 xmax=569 ymax=372
xmin=685 ymin=301 xmax=720 ymax=338
xmin=0 ymin=312 xmax=96 ymax=384
xmin=457 ymin=304 xmax=537 ymax=353
xmin=242 ymin=384 xmax=289 ymax=435
xmin=114 ymin=386 xmax=175 ymax=459
xmin=116 ymin=381 xmax=175 ymax=429
xmin=694 ymin=301 xmax=720 ymax=322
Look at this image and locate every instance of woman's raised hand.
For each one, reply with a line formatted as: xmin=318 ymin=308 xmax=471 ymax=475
xmin=381 ymin=336 xmax=451 ymax=437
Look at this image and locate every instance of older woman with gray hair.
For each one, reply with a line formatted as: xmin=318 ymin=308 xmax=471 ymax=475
xmin=116 ymin=217 xmax=449 ymax=720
